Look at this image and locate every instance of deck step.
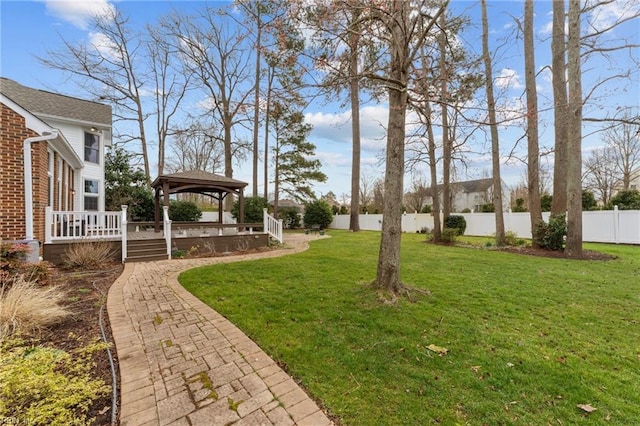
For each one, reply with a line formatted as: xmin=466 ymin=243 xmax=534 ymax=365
xmin=126 ymin=238 xmax=167 ymax=262
xmin=126 ymin=254 xmax=169 ymax=263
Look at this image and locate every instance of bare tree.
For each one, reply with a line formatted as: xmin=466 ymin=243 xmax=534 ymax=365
xmin=40 ymin=7 xmax=152 ymax=184
xmin=481 ymin=0 xmax=506 ymax=246
xmin=359 ymin=172 xmax=374 ymax=213
xmin=404 ymin=172 xmax=430 ymax=213
xmin=583 ymin=147 xmax=618 ymax=205
xmin=165 ymin=6 xmax=253 ymax=205
xmin=166 ymin=119 xmax=224 ymax=174
xmin=605 ymin=114 xmax=640 ymax=189
xmin=147 ymin=25 xmax=189 ymax=176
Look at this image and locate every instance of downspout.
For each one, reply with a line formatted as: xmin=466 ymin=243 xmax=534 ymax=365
xmin=24 ymin=131 xmax=59 ymax=240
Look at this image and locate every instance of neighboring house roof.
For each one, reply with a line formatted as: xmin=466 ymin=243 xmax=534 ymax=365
xmin=454 ymin=178 xmax=494 ymax=193
xmin=272 ymin=199 xmax=303 ymax=210
xmin=419 ymin=178 xmax=495 ymax=196
xmin=0 ymin=77 xmax=111 ymax=126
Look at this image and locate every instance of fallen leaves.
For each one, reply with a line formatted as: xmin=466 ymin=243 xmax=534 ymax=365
xmin=426 ymin=344 xmax=449 ymax=356
xmin=577 ymin=403 xmax=597 ymax=413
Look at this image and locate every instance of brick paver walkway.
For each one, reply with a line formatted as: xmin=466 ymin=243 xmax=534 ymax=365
xmin=107 ymin=234 xmax=332 ymax=426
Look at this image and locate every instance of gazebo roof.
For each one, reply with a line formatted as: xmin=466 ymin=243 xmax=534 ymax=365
xmin=151 ymin=170 xmax=248 ymax=194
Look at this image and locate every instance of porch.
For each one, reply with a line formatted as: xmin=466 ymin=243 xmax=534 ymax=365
xmin=43 ymin=207 xmax=283 ymax=264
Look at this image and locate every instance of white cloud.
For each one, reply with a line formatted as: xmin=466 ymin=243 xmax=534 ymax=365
xmin=305 ymin=105 xmax=389 ymax=152
xmin=586 ymin=0 xmax=640 ymax=33
xmin=45 ymin=0 xmax=114 ymax=30
xmin=495 ymin=68 xmax=523 ymax=90
xmin=88 ymin=31 xmax=120 ymax=61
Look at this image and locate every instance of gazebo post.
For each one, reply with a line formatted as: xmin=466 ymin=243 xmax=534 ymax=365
xmin=218 ymin=193 xmax=223 ymax=223
xmin=154 ymin=186 xmax=160 ymax=232
xmin=163 ymin=181 xmax=170 ymax=216
xmin=239 ymin=189 xmax=245 ymax=230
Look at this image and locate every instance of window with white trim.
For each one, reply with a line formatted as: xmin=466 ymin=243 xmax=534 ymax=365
xmin=84 ymin=132 xmax=100 ymax=164
xmin=84 ymin=179 xmax=99 ymax=211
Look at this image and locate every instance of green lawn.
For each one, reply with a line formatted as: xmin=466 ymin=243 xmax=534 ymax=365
xmin=179 ymin=231 xmax=640 ymax=425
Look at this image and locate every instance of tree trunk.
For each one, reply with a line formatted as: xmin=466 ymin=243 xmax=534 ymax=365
xmin=252 ymin=13 xmax=262 ymax=197
xmin=565 ymin=0 xmax=583 ymax=257
xmin=374 ymin=1 xmax=409 ymax=294
xmin=524 ymin=0 xmax=542 ymax=247
xmin=224 ymin=112 xmax=234 ymax=211
xmin=551 ymin=0 xmax=568 ymax=215
xmin=348 ymin=16 xmax=361 ymax=232
xmin=263 ymin=66 xmax=274 ymax=200
xmin=481 ymin=0 xmax=505 ymax=246
xmin=439 ymin=12 xmax=451 ymax=222
xmin=425 ymin=99 xmax=442 ymax=242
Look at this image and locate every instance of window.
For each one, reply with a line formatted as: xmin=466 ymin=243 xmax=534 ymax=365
xmin=84 ymin=132 xmax=100 ymax=164
xmin=84 ymin=179 xmax=99 ymax=211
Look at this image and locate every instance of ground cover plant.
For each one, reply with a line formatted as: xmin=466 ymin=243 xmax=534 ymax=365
xmin=0 ymin=242 xmax=122 ymax=425
xmin=180 ymin=230 xmax=640 ymax=424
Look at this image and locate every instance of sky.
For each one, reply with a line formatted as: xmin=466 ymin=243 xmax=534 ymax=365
xmin=1 ymin=0 xmax=639 ymax=203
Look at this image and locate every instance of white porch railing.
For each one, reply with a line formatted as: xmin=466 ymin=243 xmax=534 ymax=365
xmin=263 ymin=208 xmax=283 ymax=243
xmin=163 ymin=205 xmax=172 ymax=259
xmin=121 ymin=205 xmax=128 ymax=263
xmin=45 ymin=207 xmax=123 ymax=243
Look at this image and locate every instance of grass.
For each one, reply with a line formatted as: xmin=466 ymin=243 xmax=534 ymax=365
xmin=0 ymin=277 xmax=71 ymax=340
xmin=179 ymin=231 xmax=640 ymax=425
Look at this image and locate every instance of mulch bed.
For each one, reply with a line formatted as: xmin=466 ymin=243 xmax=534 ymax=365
xmin=46 ymin=263 xmax=124 ymax=425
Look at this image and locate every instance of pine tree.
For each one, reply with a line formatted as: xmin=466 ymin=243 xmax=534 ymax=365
xmin=270 ymin=102 xmax=327 ymax=217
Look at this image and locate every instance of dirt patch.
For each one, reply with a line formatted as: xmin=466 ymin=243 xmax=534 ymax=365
xmin=45 ymin=263 xmax=123 ymax=425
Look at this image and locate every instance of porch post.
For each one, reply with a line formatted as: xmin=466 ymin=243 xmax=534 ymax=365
xmin=218 ymin=193 xmax=223 ymax=223
xmin=154 ymin=186 xmax=160 ymax=232
xmin=239 ymin=189 xmax=245 ymax=229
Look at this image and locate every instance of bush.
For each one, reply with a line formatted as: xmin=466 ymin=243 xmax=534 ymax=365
xmin=1 ymin=243 xmax=52 ymax=286
xmin=540 ymin=194 xmax=553 ymax=212
xmin=445 ymin=215 xmax=466 ymax=236
xmin=480 ymin=203 xmax=495 ymax=212
xmin=303 ymin=200 xmax=333 ymax=229
xmin=441 ymin=228 xmax=458 ymax=244
xmin=461 ymin=208 xmax=472 ymax=213
xmin=512 ymin=198 xmax=527 ymax=212
xmin=533 ymin=213 xmax=566 ymax=251
xmin=280 ymin=207 xmax=301 ymax=229
xmin=0 ymin=277 xmax=71 ymax=340
xmin=169 ymin=200 xmax=202 ymax=221
xmin=607 ymin=189 xmax=640 ymax=210
xmin=504 ymin=231 xmax=519 ymax=246
xmin=420 ymin=205 xmax=432 ymax=214
xmin=62 ymin=241 xmax=116 ymax=270
xmin=232 ymin=196 xmax=269 ymax=223
xmin=0 ymin=337 xmax=109 ymax=425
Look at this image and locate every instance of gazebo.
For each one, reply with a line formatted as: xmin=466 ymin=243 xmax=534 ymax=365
xmin=150 ymin=170 xmax=247 ymax=231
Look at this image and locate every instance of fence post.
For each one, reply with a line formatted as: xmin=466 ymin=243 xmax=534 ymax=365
xmin=613 ymin=205 xmax=619 ymax=244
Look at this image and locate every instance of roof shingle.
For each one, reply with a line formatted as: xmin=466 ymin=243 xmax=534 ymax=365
xmin=0 ymin=77 xmax=111 ymax=125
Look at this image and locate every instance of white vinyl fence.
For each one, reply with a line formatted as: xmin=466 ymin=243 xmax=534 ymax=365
xmin=330 ymin=208 xmax=640 ymax=244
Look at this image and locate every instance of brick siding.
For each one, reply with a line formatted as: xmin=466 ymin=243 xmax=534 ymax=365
xmin=0 ymin=103 xmax=47 ymax=243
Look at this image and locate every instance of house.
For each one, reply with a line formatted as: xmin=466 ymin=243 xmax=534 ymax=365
xmin=0 ymin=77 xmax=112 ymax=254
xmin=418 ymin=178 xmax=511 ymax=213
